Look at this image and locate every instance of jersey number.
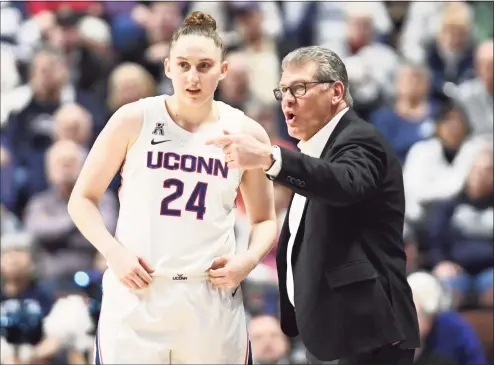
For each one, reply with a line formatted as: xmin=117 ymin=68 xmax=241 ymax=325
xmin=160 ymin=178 xmax=208 ymax=220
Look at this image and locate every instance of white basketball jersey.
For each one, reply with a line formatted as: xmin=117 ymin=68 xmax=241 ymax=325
xmin=114 ymin=95 xmax=245 ymax=276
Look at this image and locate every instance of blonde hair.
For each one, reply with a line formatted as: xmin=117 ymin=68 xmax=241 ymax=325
xmin=107 ymin=62 xmax=156 ymax=112
xmin=441 ymin=3 xmax=472 ymax=30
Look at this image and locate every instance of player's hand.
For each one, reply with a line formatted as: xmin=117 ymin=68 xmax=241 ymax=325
xmin=205 ymin=130 xmax=273 ymax=170
xmin=105 ymin=245 xmax=155 ymax=289
xmin=208 ymin=254 xmax=258 ymax=289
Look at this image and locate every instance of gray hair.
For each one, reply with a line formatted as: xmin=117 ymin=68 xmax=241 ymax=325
xmin=282 ymin=46 xmax=353 ymax=107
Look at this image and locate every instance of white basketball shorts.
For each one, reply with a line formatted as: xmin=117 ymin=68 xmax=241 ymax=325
xmin=93 ymin=269 xmax=252 ymax=364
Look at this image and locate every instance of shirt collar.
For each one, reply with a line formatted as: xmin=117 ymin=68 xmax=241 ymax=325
xmin=298 ymin=107 xmax=349 ymax=157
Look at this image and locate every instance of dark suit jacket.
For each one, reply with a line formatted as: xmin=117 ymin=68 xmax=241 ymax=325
xmin=271 ymin=109 xmax=420 ymax=361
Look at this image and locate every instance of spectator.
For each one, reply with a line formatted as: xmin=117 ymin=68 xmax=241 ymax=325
xmin=0 ymin=46 xmax=21 ymax=93
xmin=24 ymin=1 xmax=103 ymax=17
xmin=399 ymin=2 xmax=457 ymax=65
xmin=249 ymin=315 xmax=291 ymax=365
xmin=24 ymin=140 xmax=117 ymax=286
xmin=281 ymin=2 xmax=392 ymax=57
xmin=52 ymin=102 xmax=93 ymax=147
xmin=2 ymin=46 xmax=71 ymax=216
xmin=106 ymin=62 xmax=156 ymax=118
xmin=342 ymin=5 xmax=400 ymax=120
xmin=425 ymin=3 xmax=475 ymax=101
xmin=0 ymin=204 xmax=21 ymax=235
xmin=43 ymin=254 xmax=107 ymax=364
xmin=216 ymin=51 xmax=252 ymax=111
xmin=1 ymin=232 xmax=62 ymax=364
xmin=403 ymin=101 xmax=482 ymax=224
xmin=428 ymin=146 xmax=494 ymax=308
xmin=116 ymin=1 xmax=183 ymax=93
xmin=231 ymin=2 xmax=281 ymax=105
xmin=0 ymin=143 xmax=15 ymax=209
xmin=45 ymin=10 xmax=114 ymax=98
xmin=408 ymin=272 xmax=487 ymax=365
xmin=383 ymin=2 xmax=410 ymax=50
xmin=1 ymin=45 xmax=105 ymax=216
xmin=190 ymin=2 xmax=283 ymax=47
xmin=454 ymin=40 xmax=493 ymax=138
xmin=371 ymin=62 xmax=437 ymax=163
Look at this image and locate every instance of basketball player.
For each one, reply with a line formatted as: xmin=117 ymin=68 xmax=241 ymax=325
xmin=67 ymin=11 xmax=277 ymax=364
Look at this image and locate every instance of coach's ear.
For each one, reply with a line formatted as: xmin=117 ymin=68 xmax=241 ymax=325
xmin=164 ymin=58 xmax=171 ymax=79
xmin=331 ymin=81 xmax=345 ymax=106
xmin=218 ymin=60 xmax=229 ymax=81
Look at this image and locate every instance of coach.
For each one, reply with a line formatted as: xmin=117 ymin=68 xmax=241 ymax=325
xmin=207 ymin=46 xmax=420 ymax=365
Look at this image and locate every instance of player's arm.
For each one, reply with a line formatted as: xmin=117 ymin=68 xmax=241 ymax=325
xmin=68 ymin=103 xmax=139 ymax=257
xmin=68 ymin=102 xmax=153 ymax=289
xmin=238 ymin=118 xmax=278 ymax=265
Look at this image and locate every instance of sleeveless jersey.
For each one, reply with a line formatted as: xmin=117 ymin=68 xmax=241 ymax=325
xmin=114 ymin=95 xmax=245 ymax=276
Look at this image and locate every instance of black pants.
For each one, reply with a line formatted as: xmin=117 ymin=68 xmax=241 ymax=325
xmin=307 ymin=345 xmax=415 ymax=365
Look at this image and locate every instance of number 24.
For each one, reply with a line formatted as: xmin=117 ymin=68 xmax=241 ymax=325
xmin=160 ymin=178 xmax=208 ymax=220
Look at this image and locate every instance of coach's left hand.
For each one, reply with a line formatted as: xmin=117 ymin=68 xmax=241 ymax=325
xmin=208 ymin=254 xmax=258 ymax=289
xmin=205 ymin=130 xmax=273 ymax=170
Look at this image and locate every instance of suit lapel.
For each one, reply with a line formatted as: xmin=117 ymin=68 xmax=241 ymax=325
xmin=319 ymin=108 xmax=356 ymax=158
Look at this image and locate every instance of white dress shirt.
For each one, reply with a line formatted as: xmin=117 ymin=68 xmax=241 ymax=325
xmin=266 ymin=108 xmax=349 ymax=306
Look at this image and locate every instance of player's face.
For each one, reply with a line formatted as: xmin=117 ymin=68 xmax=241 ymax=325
xmin=278 ymin=61 xmax=338 ymax=142
xmin=165 ymin=35 xmax=228 ymax=107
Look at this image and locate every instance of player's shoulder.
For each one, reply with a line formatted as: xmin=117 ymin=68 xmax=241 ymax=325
xmin=112 ymin=94 xmax=168 ymax=121
xmin=216 ymin=100 xmax=270 ymax=144
xmin=109 ymin=99 xmax=144 ymax=128
xmin=106 ymin=96 xmax=165 ymax=137
xmin=216 ymin=99 xmax=246 ymax=121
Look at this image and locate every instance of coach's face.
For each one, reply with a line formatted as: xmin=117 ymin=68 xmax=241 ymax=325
xmin=278 ymin=61 xmax=340 ymax=141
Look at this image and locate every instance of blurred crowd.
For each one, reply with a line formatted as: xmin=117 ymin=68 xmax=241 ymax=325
xmin=0 ymin=1 xmax=493 ymax=365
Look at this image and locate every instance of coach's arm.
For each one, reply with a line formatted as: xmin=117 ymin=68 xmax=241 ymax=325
xmin=268 ymin=135 xmax=386 ymax=207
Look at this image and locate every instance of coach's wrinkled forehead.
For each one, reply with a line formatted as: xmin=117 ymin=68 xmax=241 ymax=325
xmin=279 ymin=61 xmax=319 ymax=86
